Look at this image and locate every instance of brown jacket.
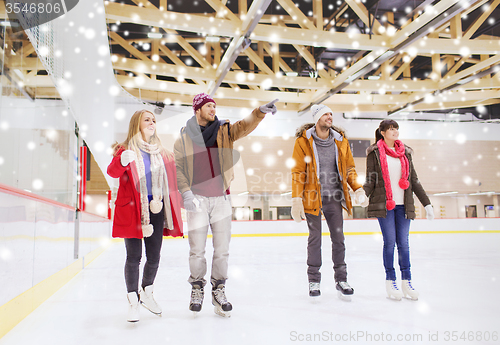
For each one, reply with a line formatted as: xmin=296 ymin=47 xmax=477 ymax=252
xmin=291 ymin=123 xmax=362 ymax=216
xmin=174 ymin=108 xmax=266 ymax=194
xmin=363 ymin=143 xmax=430 ymax=219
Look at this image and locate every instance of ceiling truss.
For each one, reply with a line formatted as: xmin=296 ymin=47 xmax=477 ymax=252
xmin=2 ymin=0 xmax=500 ymax=119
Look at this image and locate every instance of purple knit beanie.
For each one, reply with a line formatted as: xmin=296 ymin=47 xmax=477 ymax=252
xmin=193 ymin=93 xmax=216 ymax=113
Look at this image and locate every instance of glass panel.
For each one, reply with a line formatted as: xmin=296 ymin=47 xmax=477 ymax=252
xmin=0 ymin=23 xmax=77 ymax=207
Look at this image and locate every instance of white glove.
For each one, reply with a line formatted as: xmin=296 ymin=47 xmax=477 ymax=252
xmin=182 ymin=191 xmax=198 ymax=212
xmin=291 ymin=197 xmax=305 ymax=223
xmin=259 ymin=99 xmax=279 ymax=115
xmin=354 ymin=188 xmax=369 ymax=207
xmin=120 ymin=150 xmax=137 ymax=166
xmin=425 ymin=205 xmax=434 ymax=221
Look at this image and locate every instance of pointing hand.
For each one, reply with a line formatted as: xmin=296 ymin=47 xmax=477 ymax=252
xmin=259 ymin=99 xmax=279 ymax=115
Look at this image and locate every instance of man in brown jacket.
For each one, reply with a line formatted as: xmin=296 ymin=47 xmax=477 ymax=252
xmin=291 ymin=104 xmax=368 ymax=300
xmin=174 ymin=93 xmax=277 ymax=317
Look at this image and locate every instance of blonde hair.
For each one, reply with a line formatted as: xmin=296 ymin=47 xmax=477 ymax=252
xmin=112 ymin=109 xmax=171 ymax=158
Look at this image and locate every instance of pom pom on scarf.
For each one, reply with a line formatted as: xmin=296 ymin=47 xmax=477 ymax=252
xmin=399 ymin=179 xmax=409 ymax=190
xmin=386 ymin=199 xmax=396 ymax=211
xmin=150 ymin=199 xmax=163 ymax=214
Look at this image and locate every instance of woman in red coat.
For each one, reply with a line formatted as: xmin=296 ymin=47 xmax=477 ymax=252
xmin=107 ymin=109 xmax=183 ymax=322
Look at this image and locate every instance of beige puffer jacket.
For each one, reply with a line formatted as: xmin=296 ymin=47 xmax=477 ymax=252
xmin=174 ymin=108 xmax=266 ymax=194
xmin=291 ymin=123 xmax=362 ymax=216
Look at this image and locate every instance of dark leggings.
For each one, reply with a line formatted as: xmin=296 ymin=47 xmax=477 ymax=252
xmin=124 ymin=208 xmax=164 ymax=293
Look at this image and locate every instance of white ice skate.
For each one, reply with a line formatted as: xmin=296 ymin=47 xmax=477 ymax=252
xmin=139 ymin=285 xmax=162 ymax=316
xmin=386 ymin=280 xmax=403 ymax=301
xmin=127 ymin=292 xmax=140 ymax=322
xmin=336 ymin=281 xmax=354 ymax=302
xmin=212 ymin=284 xmax=232 ymax=318
xmin=402 ymin=280 xmax=419 ymax=300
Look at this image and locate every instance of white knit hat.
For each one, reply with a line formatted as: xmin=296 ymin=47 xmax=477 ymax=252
xmin=311 ymin=104 xmax=333 ymax=124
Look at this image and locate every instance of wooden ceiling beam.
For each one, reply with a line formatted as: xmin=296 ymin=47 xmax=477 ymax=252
xmin=440 ymin=54 xmax=500 ymax=88
xmin=276 ymin=0 xmax=316 ymax=30
xmin=345 ymin=0 xmax=383 ymax=34
xmin=110 ymin=31 xmax=150 ymax=61
xmin=463 ymin=0 xmax=500 ymax=39
xmin=205 ymin=0 xmax=242 ymax=24
xmin=106 ymin=2 xmax=500 ymax=55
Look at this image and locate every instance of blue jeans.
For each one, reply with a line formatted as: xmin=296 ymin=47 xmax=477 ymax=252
xmin=377 ymin=205 xmax=412 ymax=281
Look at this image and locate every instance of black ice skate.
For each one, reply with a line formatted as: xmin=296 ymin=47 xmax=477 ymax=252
xmin=189 ymin=284 xmax=204 ymax=314
xmin=212 ymin=283 xmax=232 ymax=317
xmin=336 ymin=281 xmax=354 ymax=301
xmin=309 ymin=282 xmax=321 ymax=297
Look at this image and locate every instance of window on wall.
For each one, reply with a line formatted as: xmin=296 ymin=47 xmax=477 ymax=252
xmin=350 ymin=140 xmax=371 ymax=157
xmin=277 ymin=207 xmax=291 ymax=220
xmin=465 ymin=205 xmax=477 ymax=218
xmin=484 ymin=205 xmax=495 ymax=218
xmin=253 ymin=208 xmax=262 ymax=220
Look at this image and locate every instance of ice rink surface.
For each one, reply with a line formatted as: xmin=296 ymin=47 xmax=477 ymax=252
xmin=1 ymin=229 xmax=499 ymax=345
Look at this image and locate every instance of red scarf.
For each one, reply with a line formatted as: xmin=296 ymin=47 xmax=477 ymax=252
xmin=377 ymin=139 xmax=409 ymax=211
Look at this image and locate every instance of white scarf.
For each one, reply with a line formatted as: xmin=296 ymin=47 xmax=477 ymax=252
xmin=134 ymin=140 xmax=173 ymax=237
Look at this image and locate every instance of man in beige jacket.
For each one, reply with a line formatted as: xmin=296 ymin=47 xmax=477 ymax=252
xmin=174 ymin=93 xmax=277 ymax=317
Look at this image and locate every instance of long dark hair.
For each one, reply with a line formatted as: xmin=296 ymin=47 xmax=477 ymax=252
xmin=375 ymin=119 xmax=399 ymax=142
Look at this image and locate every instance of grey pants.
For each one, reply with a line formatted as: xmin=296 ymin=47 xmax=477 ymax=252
xmin=305 ymin=196 xmax=347 ymax=283
xmin=187 ymin=194 xmax=232 ymax=287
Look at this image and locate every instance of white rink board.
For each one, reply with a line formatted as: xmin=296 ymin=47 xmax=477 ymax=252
xmin=228 ymin=218 xmax=500 ymax=235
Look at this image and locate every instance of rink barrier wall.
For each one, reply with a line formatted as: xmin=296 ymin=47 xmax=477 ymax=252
xmin=209 ymin=218 xmax=500 ymax=236
xmin=107 ymin=218 xmax=500 ymax=242
xmin=0 ymin=185 xmax=111 ymax=339
xmin=0 ymin=245 xmax=108 ymax=339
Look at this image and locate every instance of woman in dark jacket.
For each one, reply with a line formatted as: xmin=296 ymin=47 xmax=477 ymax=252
xmin=107 ymin=109 xmax=183 ymax=322
xmin=363 ymin=119 xmax=433 ymax=301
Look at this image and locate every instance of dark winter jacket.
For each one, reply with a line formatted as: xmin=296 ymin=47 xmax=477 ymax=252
xmin=363 ymin=143 xmax=430 ymax=219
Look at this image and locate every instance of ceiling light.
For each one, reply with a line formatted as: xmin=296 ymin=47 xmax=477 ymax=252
xmin=238 ymin=191 xmax=249 ymax=196
xmin=367 ymin=75 xmax=380 ymax=80
xmin=286 ymin=71 xmax=298 ymax=77
xmin=206 ymin=36 xmax=220 ymax=42
xmin=433 ymin=192 xmax=458 ymax=196
xmin=147 ymin=32 xmax=162 ymax=39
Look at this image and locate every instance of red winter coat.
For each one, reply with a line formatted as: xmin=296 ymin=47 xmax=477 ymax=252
xmin=107 ymin=146 xmax=183 ymax=239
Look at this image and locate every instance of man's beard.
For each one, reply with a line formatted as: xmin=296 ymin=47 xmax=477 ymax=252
xmin=318 ymin=123 xmax=331 ymax=132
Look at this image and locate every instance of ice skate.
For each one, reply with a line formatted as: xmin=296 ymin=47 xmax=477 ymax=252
xmin=386 ymin=280 xmax=403 ymax=301
xmin=401 ymin=280 xmax=419 ymax=300
xmin=309 ymin=282 xmax=321 ymax=297
xmin=336 ymin=281 xmax=354 ymax=301
xmin=127 ymin=292 xmax=140 ymax=322
xmin=139 ymin=285 xmax=162 ymax=316
xmin=189 ymin=284 xmax=204 ymax=315
xmin=212 ymin=283 xmax=232 ymax=318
